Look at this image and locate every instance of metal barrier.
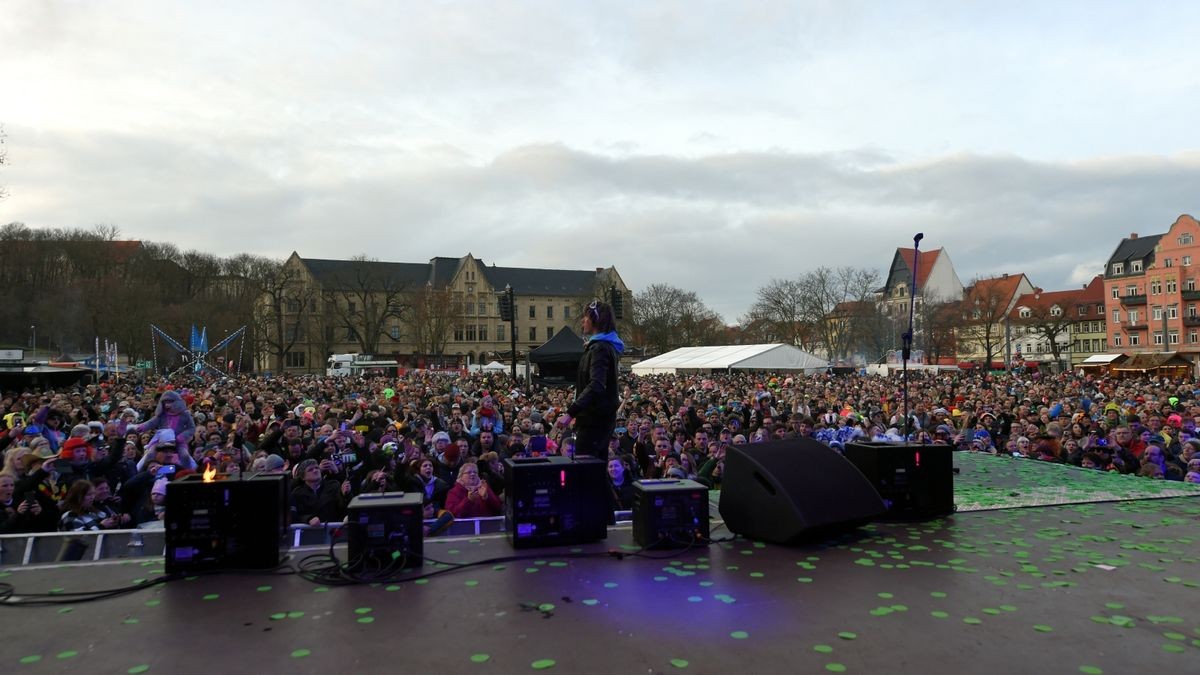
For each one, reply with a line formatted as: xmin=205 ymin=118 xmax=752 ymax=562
xmin=0 ymin=511 xmax=634 ymax=567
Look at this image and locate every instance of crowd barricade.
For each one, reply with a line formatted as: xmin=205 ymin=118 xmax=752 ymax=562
xmin=0 ymin=510 xmax=632 ymax=567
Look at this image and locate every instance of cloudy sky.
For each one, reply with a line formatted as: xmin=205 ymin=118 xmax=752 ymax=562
xmin=3 ymin=1 xmax=1200 ymax=320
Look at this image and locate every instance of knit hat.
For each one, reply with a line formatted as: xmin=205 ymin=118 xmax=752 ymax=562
xmin=263 ymin=454 xmax=286 ymax=471
xmin=60 ymin=437 xmax=91 ymax=462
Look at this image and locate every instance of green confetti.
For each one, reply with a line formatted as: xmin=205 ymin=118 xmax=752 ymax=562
xmin=538 ymin=603 xmax=555 ymax=612
xmin=826 ymin=665 xmax=847 ymax=673
xmin=603 ymin=582 xmax=618 ymax=588
xmin=1163 ymin=632 xmax=1186 ymax=641
xmin=1162 ymin=644 xmax=1185 ymax=653
xmin=385 ymin=585 xmax=400 ymax=592
xmin=877 ymin=592 xmax=894 ymax=599
xmin=313 ymin=587 xmax=329 ymax=593
xmin=582 ymin=599 xmax=599 ymax=606
xmin=963 ymin=617 xmax=983 ymax=625
xmin=982 ymin=608 xmax=1001 ymax=615
xmin=813 ymin=645 xmax=834 ymax=654
xmin=357 ymin=617 xmax=375 ymax=624
xmin=670 ymin=659 xmax=689 ymax=668
xmin=57 ymin=607 xmax=74 ymax=614
xmin=19 ymin=655 xmax=42 ymax=664
xmin=123 ymin=618 xmax=140 ymax=625
xmin=56 ymin=651 xmax=78 ymax=659
xmin=837 ymin=632 xmax=857 ymax=640
xmin=492 ymin=565 xmax=507 ymax=571
xmin=470 ymin=654 xmax=490 ymax=663
xmin=128 ymin=666 xmax=150 ymax=674
xmin=355 ymin=607 xmax=373 ymax=614
xmin=999 ymin=605 xmax=1017 ymax=612
xmin=465 ymin=580 xmax=480 ymax=587
xmin=414 ymin=579 xmax=429 ymax=585
xmin=549 ymin=561 xmax=568 ymax=568
xmin=1078 ymin=666 xmax=1102 ymax=674
xmin=687 ymin=596 xmax=702 ymax=602
xmin=930 ymin=591 xmax=947 ymax=598
xmin=291 ymin=649 xmax=311 ymax=658
xmin=144 ymin=599 xmax=161 ymax=607
xmin=797 ymin=577 xmax=813 ymax=583
xmin=1104 ymin=602 xmax=1124 ymax=610
xmin=531 ymin=659 xmax=556 ymax=669
xmin=286 ymin=611 xmax=305 ymax=619
xmin=525 ymin=568 xmax=540 ymax=574
xmin=270 ymin=613 xmax=287 ymax=621
xmin=931 ymin=611 xmax=950 ymax=619
xmin=1033 ymin=624 xmax=1053 ymax=632
xmin=256 ymin=586 xmax=272 ymax=592
xmin=202 ymin=594 xmax=219 ymax=601
xmin=730 ymin=631 xmax=749 ymax=639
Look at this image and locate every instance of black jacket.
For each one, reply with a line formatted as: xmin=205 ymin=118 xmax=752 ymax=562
xmin=290 ymin=479 xmax=345 ymax=524
xmin=569 ymin=339 xmax=619 ymax=428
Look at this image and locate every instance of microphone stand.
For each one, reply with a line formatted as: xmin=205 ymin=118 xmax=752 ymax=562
xmin=902 ymin=233 xmax=924 ymax=441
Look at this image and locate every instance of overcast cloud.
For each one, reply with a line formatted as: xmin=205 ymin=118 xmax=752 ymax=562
xmin=3 ymin=1 xmax=1200 ymax=320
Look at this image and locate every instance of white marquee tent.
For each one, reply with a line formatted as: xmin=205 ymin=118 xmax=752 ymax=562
xmin=631 ymin=344 xmax=830 ymax=375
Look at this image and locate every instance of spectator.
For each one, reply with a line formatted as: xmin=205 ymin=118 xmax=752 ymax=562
xmin=289 ymin=458 xmax=347 ymax=526
xmin=59 ymin=480 xmax=111 ymax=531
xmin=444 ymin=462 xmax=501 ymax=519
xmin=607 ymin=456 xmax=635 ymax=511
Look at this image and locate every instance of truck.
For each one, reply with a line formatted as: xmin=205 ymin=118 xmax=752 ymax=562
xmin=327 ymin=353 xmax=400 ymax=377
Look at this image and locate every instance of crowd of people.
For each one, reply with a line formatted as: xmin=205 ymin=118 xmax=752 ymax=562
xmin=2 ymin=366 xmax=1199 ymax=536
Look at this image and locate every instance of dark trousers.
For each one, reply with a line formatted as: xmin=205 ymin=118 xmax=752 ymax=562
xmin=574 ymin=421 xmax=615 ymax=460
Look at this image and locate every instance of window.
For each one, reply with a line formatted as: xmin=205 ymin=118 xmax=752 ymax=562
xmin=1188 ymin=279 xmax=1197 ymax=291
xmin=546 ymin=305 xmax=553 ymax=319
xmin=285 ymin=351 xmax=306 ymax=368
xmin=1114 ymin=334 xmax=1122 ymax=346
xmin=1111 ymin=286 xmax=1120 ymax=299
xmin=287 ymin=299 xmax=301 ymax=312
xmin=1154 ymin=332 xmax=1164 ymax=345
xmin=529 ymin=305 xmax=536 ymax=319
xmin=1170 ymin=332 xmax=1180 ymax=344
xmin=285 ymin=324 xmax=304 ymax=341
xmin=1050 ymin=306 xmax=1062 ymax=317
xmin=1129 ymin=310 xmax=1139 ymax=323
xmin=390 ymin=326 xmax=400 ymax=340
xmin=1112 ymin=309 xmax=1120 ymax=323
xmin=1151 ymin=280 xmax=1162 ymax=295
xmin=1078 ymin=305 xmax=1087 ymax=316
xmin=1181 ymin=233 xmax=1195 ymax=245
xmin=1153 ymin=307 xmax=1163 ymax=320
xmin=1190 ymin=305 xmax=1197 ymax=318
xmin=466 ymin=325 xmax=477 ymax=341
xmin=1019 ymin=308 xmax=1031 ymax=318
xmin=1126 ymin=285 xmax=1138 ymax=296
xmin=1130 ymin=333 xmax=1140 ymax=346
xmin=1169 ymin=305 xmax=1179 ymax=319
xmin=478 ymin=325 xmax=488 ymax=342
xmin=1112 ymin=262 xmax=1125 ymax=275
xmin=453 ymin=327 xmax=464 ymax=341
xmin=1132 ymin=260 xmax=1143 ymax=272
xmin=529 ymin=326 xmax=537 ymax=341
xmin=1164 ymin=258 xmax=1173 ymax=268
xmin=478 ymin=301 xmax=486 ymax=315
xmin=345 ymin=326 xmax=357 ymax=340
xmin=1168 ymin=279 xmax=1178 ymax=293
xmin=496 ymin=324 xmax=505 ymax=342
xmin=1191 ymin=332 xmax=1198 ymax=344
xmin=1185 ymin=256 xmax=1193 ymax=267
xmin=325 ymin=326 xmax=334 ymax=342
xmin=563 ymin=306 xmax=571 ymax=319
xmin=547 ymin=326 xmax=554 ymax=340
xmin=348 ymin=302 xmax=356 ymax=313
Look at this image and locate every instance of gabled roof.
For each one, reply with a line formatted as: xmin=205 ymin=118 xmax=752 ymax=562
xmin=428 ymin=256 xmax=462 ymax=289
xmin=300 ymin=258 xmax=432 ymax=290
xmin=1104 ymin=234 xmax=1162 ymax=275
xmin=480 ymin=265 xmax=601 ymax=297
xmin=1009 ymin=287 xmax=1082 ymax=320
xmin=897 ymin=247 xmax=942 ymax=292
xmin=966 ymin=273 xmax=1027 ymax=307
xmin=1078 ymin=275 xmax=1105 ymax=304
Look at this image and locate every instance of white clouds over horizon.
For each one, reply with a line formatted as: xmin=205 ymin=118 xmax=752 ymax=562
xmin=2 ymin=1 xmax=1200 ymax=320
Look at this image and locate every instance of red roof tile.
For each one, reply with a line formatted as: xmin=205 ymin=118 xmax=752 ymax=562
xmin=897 ymin=247 xmax=941 ymax=292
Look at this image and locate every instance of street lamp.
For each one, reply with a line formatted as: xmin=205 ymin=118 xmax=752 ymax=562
xmin=30 ymin=325 xmax=35 ymax=356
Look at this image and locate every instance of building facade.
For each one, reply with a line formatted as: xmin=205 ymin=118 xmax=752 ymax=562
xmin=1104 ymin=215 xmax=1200 ymax=370
xmin=255 ymin=253 xmax=630 ymax=373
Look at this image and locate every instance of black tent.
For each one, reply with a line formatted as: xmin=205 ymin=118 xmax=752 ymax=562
xmin=529 ymin=326 xmax=584 ymax=385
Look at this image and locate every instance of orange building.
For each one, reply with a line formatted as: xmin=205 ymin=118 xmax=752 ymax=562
xmin=1103 ymin=214 xmax=1200 ymax=370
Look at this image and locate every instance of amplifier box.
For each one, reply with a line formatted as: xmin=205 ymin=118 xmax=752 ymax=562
xmin=505 ymin=456 xmax=608 ymax=549
xmin=843 ymin=441 xmax=954 ymax=520
xmin=346 ymin=491 xmax=424 ymax=571
xmin=165 ymin=473 xmax=285 ymax=574
xmin=632 ymin=479 xmax=710 ymax=549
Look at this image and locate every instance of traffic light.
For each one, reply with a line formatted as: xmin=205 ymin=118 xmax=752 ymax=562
xmin=499 ymin=292 xmax=513 ymax=322
xmin=610 ymin=287 xmax=624 ymax=320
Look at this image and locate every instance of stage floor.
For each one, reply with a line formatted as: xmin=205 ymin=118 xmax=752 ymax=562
xmin=3 ymin=457 xmax=1200 ymax=674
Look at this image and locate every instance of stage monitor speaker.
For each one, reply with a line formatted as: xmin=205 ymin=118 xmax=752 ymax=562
xmin=632 ymin=478 xmax=710 ymax=549
xmin=165 ymin=473 xmax=285 ymax=574
xmin=718 ymin=438 xmax=886 ymax=544
xmin=505 ymin=456 xmax=608 ymax=549
xmin=345 ymin=491 xmax=425 ymax=571
xmin=843 ymin=441 xmax=954 ymax=520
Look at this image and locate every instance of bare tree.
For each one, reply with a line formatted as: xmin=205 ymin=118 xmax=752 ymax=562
xmin=327 ymin=255 xmax=412 ymax=355
xmin=632 ymin=283 xmax=724 ymax=354
xmin=959 ymin=278 xmax=1013 ymax=368
xmin=254 ymin=260 xmax=314 ymax=372
xmin=741 ymin=278 xmax=809 ymax=350
xmin=1015 ymin=298 xmax=1075 ymax=369
xmin=409 ymin=283 xmax=462 ymax=358
xmin=0 ymin=124 xmax=8 ymax=202
xmin=800 ymin=266 xmax=882 ymax=360
xmin=918 ymin=294 xmax=960 ymax=365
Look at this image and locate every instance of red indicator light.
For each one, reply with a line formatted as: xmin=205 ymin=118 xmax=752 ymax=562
xmin=560 ymin=470 xmax=566 ymax=487
xmin=915 ymin=451 xmax=921 ymax=467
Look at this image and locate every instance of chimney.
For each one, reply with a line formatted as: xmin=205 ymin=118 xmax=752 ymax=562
xmin=1002 ymin=273 xmax=1009 ymax=279
xmin=596 ymin=267 xmax=604 ymax=273
xmin=1130 ymin=233 xmax=1138 ymax=239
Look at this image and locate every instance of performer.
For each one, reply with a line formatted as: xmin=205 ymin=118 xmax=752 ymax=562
xmin=557 ymin=299 xmax=624 ymax=459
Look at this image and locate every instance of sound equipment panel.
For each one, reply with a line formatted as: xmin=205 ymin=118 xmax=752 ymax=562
xmin=632 ymin=479 xmax=710 ymax=549
xmin=505 ymin=456 xmax=608 ymax=549
xmin=843 ymin=441 xmax=954 ymax=520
